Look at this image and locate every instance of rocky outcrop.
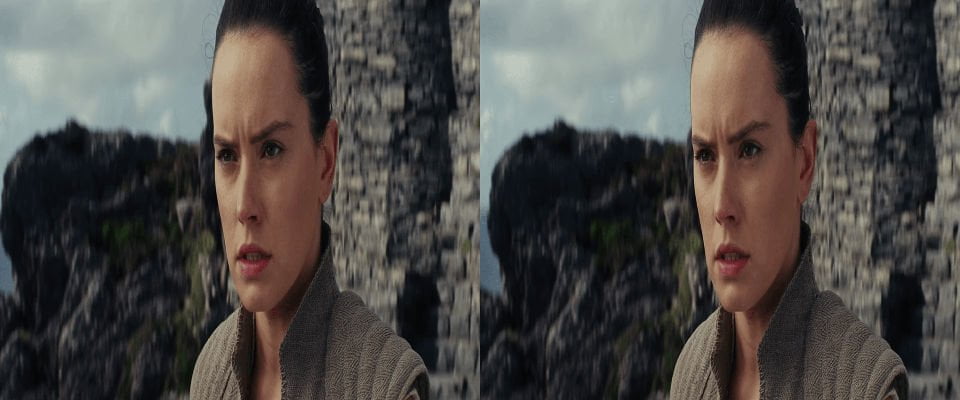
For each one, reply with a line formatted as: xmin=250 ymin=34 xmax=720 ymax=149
xmin=0 ymin=1 xmax=479 ymax=398
xmin=0 ymin=120 xmax=234 ymax=398
xmin=483 ymin=1 xmax=958 ymax=397
xmin=481 ymin=121 xmax=714 ymax=399
xmin=318 ymin=0 xmax=480 ymax=398
xmin=482 ymin=0 xmax=960 ymax=397
xmin=799 ymin=0 xmax=959 ymax=397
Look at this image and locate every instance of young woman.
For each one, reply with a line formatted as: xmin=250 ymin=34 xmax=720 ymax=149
xmin=189 ymin=1 xmax=428 ymax=399
xmin=671 ymin=1 xmax=907 ymax=399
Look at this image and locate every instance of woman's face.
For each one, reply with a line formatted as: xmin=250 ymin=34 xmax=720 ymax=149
xmin=690 ymin=29 xmax=816 ymax=314
xmin=211 ymin=28 xmax=337 ymax=313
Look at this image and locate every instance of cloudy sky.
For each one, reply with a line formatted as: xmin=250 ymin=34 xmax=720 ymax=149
xmin=478 ymin=0 xmax=704 ymax=291
xmin=0 ymin=0 xmax=225 ymax=291
xmin=0 ymin=0 xmax=707 ymax=292
xmin=480 ymin=0 xmax=704 ymax=210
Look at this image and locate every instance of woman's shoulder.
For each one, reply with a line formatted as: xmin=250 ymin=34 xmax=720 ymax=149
xmin=670 ymin=308 xmax=721 ymax=398
xmin=324 ymin=291 xmax=430 ymax=400
xmin=190 ymin=308 xmax=241 ymax=399
xmin=804 ymin=290 xmax=908 ymax=399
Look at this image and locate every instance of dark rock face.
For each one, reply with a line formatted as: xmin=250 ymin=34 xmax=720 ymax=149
xmin=319 ymin=0 xmax=480 ymax=398
xmin=482 ymin=121 xmax=714 ymax=399
xmin=799 ymin=0 xmax=960 ymax=397
xmin=484 ymin=1 xmax=959 ymax=397
xmin=0 ymin=1 xmax=479 ymax=398
xmin=0 ymin=120 xmax=234 ymax=398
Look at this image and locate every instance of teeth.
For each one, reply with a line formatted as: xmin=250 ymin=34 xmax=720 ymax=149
xmin=244 ymin=253 xmax=264 ymax=261
xmin=723 ymin=253 xmax=742 ymax=261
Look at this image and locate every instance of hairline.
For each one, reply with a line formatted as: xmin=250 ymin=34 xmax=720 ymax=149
xmin=210 ymin=23 xmax=324 ymax=143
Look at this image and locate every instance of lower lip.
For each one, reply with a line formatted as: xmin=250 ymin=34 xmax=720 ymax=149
xmin=717 ymin=256 xmax=749 ymax=277
xmin=239 ymin=257 xmax=271 ymax=278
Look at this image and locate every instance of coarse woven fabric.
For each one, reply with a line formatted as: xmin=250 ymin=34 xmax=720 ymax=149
xmin=670 ymin=222 xmax=908 ymax=399
xmin=190 ymin=222 xmax=429 ymax=400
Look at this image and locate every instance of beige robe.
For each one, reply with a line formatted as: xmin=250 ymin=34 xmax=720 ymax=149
xmin=190 ymin=223 xmax=429 ymax=400
xmin=670 ymin=222 xmax=908 ymax=399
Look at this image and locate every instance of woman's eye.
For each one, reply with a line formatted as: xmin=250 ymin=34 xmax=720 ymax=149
xmin=740 ymin=142 xmax=761 ymax=159
xmin=216 ymin=148 xmax=237 ymax=163
xmin=262 ymin=141 xmax=284 ymax=158
xmin=694 ymin=148 xmax=715 ymax=164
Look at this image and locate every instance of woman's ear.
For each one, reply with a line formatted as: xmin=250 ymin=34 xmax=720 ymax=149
xmin=797 ymin=119 xmax=817 ymax=205
xmin=317 ymin=119 xmax=339 ymax=205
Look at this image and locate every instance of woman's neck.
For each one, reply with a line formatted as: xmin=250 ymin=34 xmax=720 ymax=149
xmin=253 ymin=306 xmax=296 ymax=373
xmin=728 ymin=228 xmax=802 ymax=400
xmin=250 ymin=289 xmax=307 ymax=399
xmin=250 ymin=239 xmax=322 ymax=399
xmin=729 ymin=227 xmax=800 ymax=399
xmin=729 ymin=306 xmax=773 ymax=400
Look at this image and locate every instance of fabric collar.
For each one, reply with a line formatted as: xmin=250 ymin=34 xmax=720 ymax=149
xmin=231 ymin=221 xmax=339 ymax=398
xmin=709 ymin=221 xmax=816 ymax=398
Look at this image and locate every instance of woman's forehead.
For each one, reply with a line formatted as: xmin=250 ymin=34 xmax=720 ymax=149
xmin=690 ymin=30 xmax=786 ymax=141
xmin=210 ymin=29 xmax=306 ymax=140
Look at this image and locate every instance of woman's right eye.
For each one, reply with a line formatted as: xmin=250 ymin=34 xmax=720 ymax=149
xmin=693 ymin=148 xmax=715 ymax=164
xmin=216 ymin=148 xmax=237 ymax=163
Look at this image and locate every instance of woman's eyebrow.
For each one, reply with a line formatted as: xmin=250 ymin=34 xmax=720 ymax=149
xmin=213 ymin=135 xmax=235 ymax=148
xmin=690 ymin=120 xmax=770 ymax=148
xmin=726 ymin=120 xmax=769 ymax=144
xmin=249 ymin=120 xmax=293 ymax=145
xmin=691 ymin=134 xmax=714 ymax=148
xmin=212 ymin=120 xmax=293 ymax=148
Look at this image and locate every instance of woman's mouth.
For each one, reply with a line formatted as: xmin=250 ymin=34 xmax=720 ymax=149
xmin=238 ymin=244 xmax=272 ymax=278
xmin=715 ymin=244 xmax=750 ymax=277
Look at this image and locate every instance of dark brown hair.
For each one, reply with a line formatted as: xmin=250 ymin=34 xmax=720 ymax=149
xmin=207 ymin=0 xmax=332 ymax=138
xmin=693 ymin=0 xmax=810 ymax=143
xmin=199 ymin=0 xmax=332 ymax=240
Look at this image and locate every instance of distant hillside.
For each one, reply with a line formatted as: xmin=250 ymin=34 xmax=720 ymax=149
xmin=0 ymin=120 xmax=233 ymax=398
xmin=483 ymin=1 xmax=960 ymax=398
xmin=481 ymin=120 xmax=715 ymax=399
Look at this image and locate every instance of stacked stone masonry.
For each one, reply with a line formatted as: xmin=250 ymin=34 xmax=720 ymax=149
xmin=798 ymin=0 xmax=959 ymax=397
xmin=318 ymin=0 xmax=479 ymax=399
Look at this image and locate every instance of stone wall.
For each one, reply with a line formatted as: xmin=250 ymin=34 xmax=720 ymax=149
xmin=318 ymin=0 xmax=479 ymax=398
xmin=0 ymin=1 xmax=478 ymax=397
xmin=799 ymin=0 xmax=959 ymax=397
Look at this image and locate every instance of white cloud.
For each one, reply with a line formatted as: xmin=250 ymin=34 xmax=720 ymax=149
xmin=480 ymin=109 xmax=493 ymax=143
xmin=5 ymin=49 xmax=109 ymax=125
xmin=74 ymin=97 xmax=102 ymax=126
xmin=482 ymin=0 xmax=700 ymax=133
xmin=158 ymin=109 xmax=174 ymax=135
xmin=491 ymin=50 xmax=537 ymax=100
xmin=620 ymin=76 xmax=655 ymax=110
xmin=0 ymin=0 xmax=215 ymax=148
xmin=645 ymin=109 xmax=661 ymax=135
xmin=563 ymin=96 xmax=589 ymax=126
xmin=99 ymin=3 xmax=176 ymax=64
xmin=5 ymin=50 xmax=50 ymax=100
xmin=134 ymin=75 xmax=172 ymax=113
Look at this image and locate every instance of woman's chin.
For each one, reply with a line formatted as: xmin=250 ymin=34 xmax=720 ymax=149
xmin=236 ymin=286 xmax=281 ymax=313
xmin=715 ymin=285 xmax=760 ymax=313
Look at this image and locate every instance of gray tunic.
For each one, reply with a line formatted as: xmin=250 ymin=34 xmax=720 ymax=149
xmin=190 ymin=223 xmax=429 ymax=399
xmin=670 ymin=222 xmax=908 ymax=399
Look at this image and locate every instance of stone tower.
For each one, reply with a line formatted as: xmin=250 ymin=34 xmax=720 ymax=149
xmin=799 ymin=0 xmax=959 ymax=397
xmin=318 ymin=0 xmax=479 ymax=398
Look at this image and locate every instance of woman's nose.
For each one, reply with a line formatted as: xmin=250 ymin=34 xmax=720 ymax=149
xmin=713 ymin=163 xmax=739 ymax=226
xmin=236 ymin=163 xmax=262 ymax=225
